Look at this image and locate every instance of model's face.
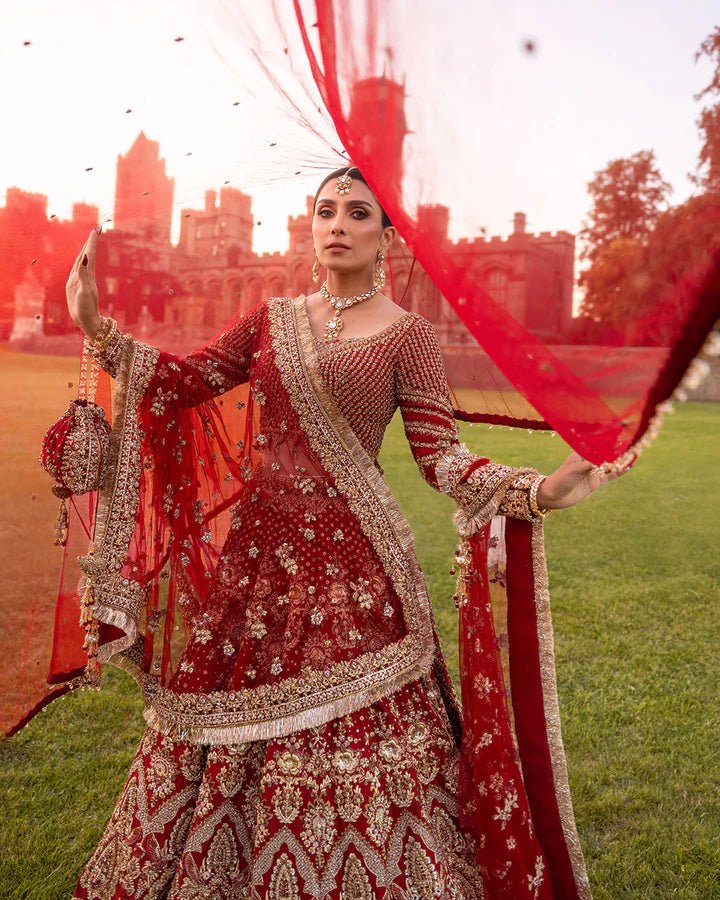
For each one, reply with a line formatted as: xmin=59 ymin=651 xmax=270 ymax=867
xmin=312 ymin=179 xmax=394 ymax=278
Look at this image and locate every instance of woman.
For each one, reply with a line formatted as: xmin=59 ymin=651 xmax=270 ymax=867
xmin=65 ymin=166 xmax=623 ymax=899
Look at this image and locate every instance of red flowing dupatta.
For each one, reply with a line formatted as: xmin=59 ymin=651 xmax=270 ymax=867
xmin=281 ymin=0 xmax=720 ymax=464
xmin=4 ymin=4 xmax=718 ymax=897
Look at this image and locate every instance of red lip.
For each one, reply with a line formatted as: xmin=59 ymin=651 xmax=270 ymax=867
xmin=326 ymin=242 xmax=350 ymax=250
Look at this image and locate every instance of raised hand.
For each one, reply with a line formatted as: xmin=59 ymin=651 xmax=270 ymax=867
xmin=536 ymin=451 xmax=634 ymax=510
xmin=66 ymin=226 xmax=102 ymax=339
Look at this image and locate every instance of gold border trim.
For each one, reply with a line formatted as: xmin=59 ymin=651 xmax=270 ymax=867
xmin=287 ymin=295 xmax=434 ymax=631
xmin=82 ymin=297 xmax=435 ymax=744
xmin=530 ymin=520 xmax=592 ymax=899
xmin=81 ymin=338 xmax=159 ymax=663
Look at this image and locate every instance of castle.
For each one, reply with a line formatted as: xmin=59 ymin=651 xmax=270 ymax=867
xmin=4 ymin=78 xmax=574 ymax=353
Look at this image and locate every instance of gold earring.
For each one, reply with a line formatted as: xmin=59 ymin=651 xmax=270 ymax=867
xmin=312 ymin=255 xmax=321 ymax=283
xmin=374 ymin=250 xmax=386 ymax=289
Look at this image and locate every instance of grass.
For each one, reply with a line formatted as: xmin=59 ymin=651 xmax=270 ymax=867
xmin=1 ymin=346 xmax=718 ymax=898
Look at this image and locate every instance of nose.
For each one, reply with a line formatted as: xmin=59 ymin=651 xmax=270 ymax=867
xmin=330 ymin=221 xmax=346 ymax=234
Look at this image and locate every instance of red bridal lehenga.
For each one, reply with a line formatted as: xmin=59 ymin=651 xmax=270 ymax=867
xmin=70 ymin=294 xmax=591 ymax=899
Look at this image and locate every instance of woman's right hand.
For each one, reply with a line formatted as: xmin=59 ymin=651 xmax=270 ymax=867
xmin=66 ymin=227 xmax=102 ymax=339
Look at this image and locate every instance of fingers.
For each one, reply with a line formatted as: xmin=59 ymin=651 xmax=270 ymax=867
xmin=560 ymin=453 xmax=594 ymax=475
xmin=87 ymin=226 xmax=101 ymax=258
xmin=83 ymin=229 xmax=98 ymax=268
xmin=75 ymin=229 xmax=100 ymax=277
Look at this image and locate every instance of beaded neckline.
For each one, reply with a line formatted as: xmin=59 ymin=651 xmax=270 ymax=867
xmin=299 ymin=294 xmax=416 ymax=349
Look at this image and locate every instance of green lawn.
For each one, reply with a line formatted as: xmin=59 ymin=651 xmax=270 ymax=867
xmin=1 ymin=346 xmax=718 ymax=898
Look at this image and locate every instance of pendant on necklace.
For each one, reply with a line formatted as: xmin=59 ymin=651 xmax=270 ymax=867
xmin=324 ymin=313 xmax=343 ymax=340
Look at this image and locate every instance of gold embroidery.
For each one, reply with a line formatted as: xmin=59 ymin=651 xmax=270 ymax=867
xmin=531 ymin=521 xmax=592 ymax=898
xmin=341 ymin=852 xmax=374 ymax=899
xmin=267 ymin=852 xmax=301 ymax=900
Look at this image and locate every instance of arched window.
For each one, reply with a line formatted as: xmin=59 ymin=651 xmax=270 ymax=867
xmin=267 ymin=276 xmax=285 ymax=297
xmin=293 ymin=264 xmax=308 ymax=296
xmin=245 ymin=279 xmax=262 ymax=309
xmin=226 ymin=279 xmax=242 ymax=312
xmin=202 ymin=300 xmax=215 ymax=328
xmin=483 ymin=267 xmax=509 ymax=306
xmin=203 ymin=280 xmax=221 ymax=328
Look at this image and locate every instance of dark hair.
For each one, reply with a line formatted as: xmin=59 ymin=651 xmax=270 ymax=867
xmin=313 ymin=166 xmax=393 ymax=229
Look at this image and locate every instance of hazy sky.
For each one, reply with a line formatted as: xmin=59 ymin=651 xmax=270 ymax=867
xmin=0 ymin=1 xmax=716 ymax=253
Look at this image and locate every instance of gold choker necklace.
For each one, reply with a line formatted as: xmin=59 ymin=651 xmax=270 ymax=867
xmin=320 ymin=282 xmax=379 ymax=340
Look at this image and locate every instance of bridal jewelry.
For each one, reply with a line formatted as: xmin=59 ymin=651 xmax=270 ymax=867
xmin=320 ymin=281 xmax=379 ymax=340
xmin=374 ymin=250 xmax=386 ymax=289
xmin=335 ymin=172 xmax=353 ymax=194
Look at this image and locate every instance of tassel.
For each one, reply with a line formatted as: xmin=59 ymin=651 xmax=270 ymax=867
xmin=51 ymin=483 xmax=72 ymax=546
xmin=79 ymin=542 xmax=102 ymax=683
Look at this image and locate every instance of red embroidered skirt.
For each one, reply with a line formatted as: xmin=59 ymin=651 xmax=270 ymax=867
xmin=73 ymin=672 xmax=486 ymax=899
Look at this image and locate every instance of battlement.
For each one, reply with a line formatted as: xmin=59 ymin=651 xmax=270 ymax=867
xmin=452 ymin=229 xmax=574 ymax=249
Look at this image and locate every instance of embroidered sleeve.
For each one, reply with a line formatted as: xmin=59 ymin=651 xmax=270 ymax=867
xmin=83 ymin=316 xmax=132 ymax=378
xmin=177 ymin=300 xmax=265 ymax=398
xmin=85 ymin=300 xmax=265 ymax=398
xmin=394 ymin=317 xmax=548 ymax=525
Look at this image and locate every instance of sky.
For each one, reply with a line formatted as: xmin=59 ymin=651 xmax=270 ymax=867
xmin=0 ymin=0 xmax=716 ymax=254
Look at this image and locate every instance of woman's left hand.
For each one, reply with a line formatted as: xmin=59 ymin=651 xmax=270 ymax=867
xmin=536 ymin=452 xmax=634 ymax=510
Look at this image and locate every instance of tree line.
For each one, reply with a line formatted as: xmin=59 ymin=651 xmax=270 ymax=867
xmin=574 ymin=26 xmax=719 ymax=346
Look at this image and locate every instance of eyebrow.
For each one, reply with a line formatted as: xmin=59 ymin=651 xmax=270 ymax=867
xmin=316 ymin=197 xmax=375 ymax=209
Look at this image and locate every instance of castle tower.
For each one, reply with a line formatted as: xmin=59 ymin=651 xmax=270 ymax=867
xmin=114 ymin=132 xmax=174 ymax=244
xmin=178 ymin=186 xmax=253 ymax=262
xmin=347 ymin=76 xmax=408 ymax=187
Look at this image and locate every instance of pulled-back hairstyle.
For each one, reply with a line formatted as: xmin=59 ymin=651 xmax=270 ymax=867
xmin=313 ymin=166 xmax=393 ymax=229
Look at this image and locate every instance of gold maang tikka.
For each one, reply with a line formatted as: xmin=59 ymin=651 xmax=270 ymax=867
xmin=335 ymin=172 xmax=353 ymax=194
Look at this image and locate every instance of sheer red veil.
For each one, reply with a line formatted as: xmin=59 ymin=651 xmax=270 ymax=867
xmin=2 ymin=7 xmax=718 ymax=885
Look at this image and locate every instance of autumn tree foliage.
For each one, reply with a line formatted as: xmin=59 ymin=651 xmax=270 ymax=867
xmin=577 ymin=26 xmax=720 ymax=345
xmin=577 ymin=151 xmax=671 ymax=331
xmin=693 ymin=25 xmax=720 ymax=192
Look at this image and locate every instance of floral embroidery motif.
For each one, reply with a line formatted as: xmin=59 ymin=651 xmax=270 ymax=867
xmin=75 ymin=678 xmax=490 ymax=899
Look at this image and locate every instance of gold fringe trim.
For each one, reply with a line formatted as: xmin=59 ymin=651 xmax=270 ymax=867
xmin=596 ymin=328 xmax=720 ymax=475
xmin=81 ymin=338 xmax=159 ymax=672
xmin=93 ymin=602 xmax=139 ymax=661
xmin=453 ymin=469 xmax=534 ymax=536
xmin=530 ymin=520 xmax=593 ymax=899
xmin=435 ymin=446 xmax=474 ymax=495
xmin=142 ymin=648 xmax=434 ymax=745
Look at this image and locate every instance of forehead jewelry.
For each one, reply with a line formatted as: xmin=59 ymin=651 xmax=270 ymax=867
xmin=335 ymin=172 xmax=353 ymax=195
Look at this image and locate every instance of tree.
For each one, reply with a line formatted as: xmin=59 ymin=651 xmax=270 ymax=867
xmin=693 ymin=26 xmax=720 ymax=191
xmin=579 ymin=150 xmax=672 ymax=254
xmin=578 ymin=151 xmax=672 ymax=325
